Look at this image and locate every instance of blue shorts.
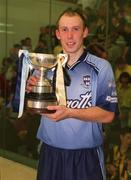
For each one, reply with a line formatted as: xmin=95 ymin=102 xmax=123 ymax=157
xmin=37 ymin=143 xmax=103 ymax=180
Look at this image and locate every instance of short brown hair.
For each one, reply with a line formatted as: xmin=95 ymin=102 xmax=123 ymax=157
xmin=56 ymin=8 xmax=87 ymax=29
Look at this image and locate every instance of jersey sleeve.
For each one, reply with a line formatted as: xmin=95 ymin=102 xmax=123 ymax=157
xmin=96 ymin=61 xmax=119 ymax=115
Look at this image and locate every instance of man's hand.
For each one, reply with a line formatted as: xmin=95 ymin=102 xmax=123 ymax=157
xmin=41 ymin=105 xmax=71 ymax=122
xmin=26 ymin=76 xmax=39 ymax=92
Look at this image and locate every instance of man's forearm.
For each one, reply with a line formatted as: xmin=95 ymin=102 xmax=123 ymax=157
xmin=68 ymin=106 xmax=115 ymax=123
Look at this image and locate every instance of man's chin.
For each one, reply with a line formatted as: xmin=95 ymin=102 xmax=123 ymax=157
xmin=64 ymin=48 xmax=76 ymax=54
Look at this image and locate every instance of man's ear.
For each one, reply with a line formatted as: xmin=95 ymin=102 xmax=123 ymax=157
xmin=55 ymin=29 xmax=60 ymax=40
xmin=83 ymin=27 xmax=88 ymax=38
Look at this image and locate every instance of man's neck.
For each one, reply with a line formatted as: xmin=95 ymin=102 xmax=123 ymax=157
xmin=66 ymin=49 xmax=84 ymax=66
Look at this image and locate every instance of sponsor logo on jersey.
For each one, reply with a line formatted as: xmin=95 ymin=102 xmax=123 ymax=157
xmin=67 ymin=92 xmax=92 ymax=108
xmin=106 ymin=96 xmax=118 ymax=103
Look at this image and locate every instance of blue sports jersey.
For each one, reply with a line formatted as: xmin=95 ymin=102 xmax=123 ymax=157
xmin=37 ymin=51 xmax=119 ymax=149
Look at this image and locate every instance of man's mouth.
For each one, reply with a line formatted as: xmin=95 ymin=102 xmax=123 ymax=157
xmin=66 ymin=42 xmax=75 ymax=47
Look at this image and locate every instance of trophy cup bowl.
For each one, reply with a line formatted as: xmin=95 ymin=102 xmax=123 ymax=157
xmin=26 ymin=53 xmax=58 ymax=113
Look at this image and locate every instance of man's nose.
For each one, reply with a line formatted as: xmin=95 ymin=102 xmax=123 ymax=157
xmin=67 ymin=30 xmax=73 ymax=39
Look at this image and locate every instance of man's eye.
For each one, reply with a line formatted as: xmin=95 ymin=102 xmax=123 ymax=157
xmin=61 ymin=28 xmax=67 ymax=32
xmin=73 ymin=27 xmax=80 ymax=31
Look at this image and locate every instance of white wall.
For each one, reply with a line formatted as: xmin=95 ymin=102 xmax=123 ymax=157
xmin=0 ymin=0 xmax=76 ymax=61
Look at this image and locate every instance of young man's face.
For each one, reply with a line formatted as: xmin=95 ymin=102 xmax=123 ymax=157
xmin=56 ymin=14 xmax=88 ymax=55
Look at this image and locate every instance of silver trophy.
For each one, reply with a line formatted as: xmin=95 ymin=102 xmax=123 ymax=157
xmin=18 ymin=50 xmax=68 ymax=117
xmin=26 ymin=53 xmax=58 ymax=113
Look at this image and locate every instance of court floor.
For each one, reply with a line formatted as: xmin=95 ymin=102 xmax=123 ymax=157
xmin=0 ymin=157 xmax=37 ymax=180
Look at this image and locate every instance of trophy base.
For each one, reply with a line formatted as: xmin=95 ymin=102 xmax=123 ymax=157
xmin=27 ymin=107 xmax=56 ymax=114
xmin=26 ymin=99 xmax=57 ymax=114
xmin=25 ymin=92 xmax=58 ymax=114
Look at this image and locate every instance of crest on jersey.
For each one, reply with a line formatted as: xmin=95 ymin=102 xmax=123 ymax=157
xmin=83 ymin=75 xmax=91 ymax=87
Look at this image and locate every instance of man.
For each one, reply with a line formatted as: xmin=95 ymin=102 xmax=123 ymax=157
xmin=27 ymin=9 xmax=119 ymax=180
